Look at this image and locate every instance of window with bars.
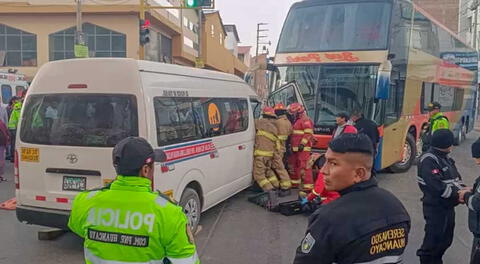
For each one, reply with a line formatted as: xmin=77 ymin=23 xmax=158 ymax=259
xmin=0 ymin=24 xmax=37 ymax=67
xmin=49 ymin=23 xmax=126 ymax=61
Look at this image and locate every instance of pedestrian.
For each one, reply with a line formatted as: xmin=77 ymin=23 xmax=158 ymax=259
xmin=458 ymin=138 xmax=480 ymax=263
xmin=293 ymin=134 xmax=410 ymax=264
xmin=0 ymin=105 xmax=9 ymax=182
xmin=272 ymin=103 xmax=293 ymax=196
xmin=416 ymin=129 xmax=465 ymax=264
xmin=8 ymin=96 xmax=22 ymax=162
xmin=68 ymin=137 xmax=200 ymax=264
xmin=332 ymin=112 xmax=357 ymax=139
xmin=351 ymin=109 xmax=379 ymax=155
xmin=253 ymin=106 xmax=281 ymax=191
xmin=289 ymin=103 xmax=314 ymax=191
xmin=421 ymin=102 xmax=449 ymax=152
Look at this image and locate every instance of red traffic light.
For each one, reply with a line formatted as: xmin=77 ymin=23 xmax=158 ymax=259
xmin=140 ymin=19 xmax=151 ymax=29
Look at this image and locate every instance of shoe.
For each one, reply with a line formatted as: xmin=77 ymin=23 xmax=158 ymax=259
xmin=278 ymin=189 xmax=291 ymax=197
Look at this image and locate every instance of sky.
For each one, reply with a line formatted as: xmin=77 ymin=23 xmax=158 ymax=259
xmin=215 ymin=0 xmax=299 ymax=56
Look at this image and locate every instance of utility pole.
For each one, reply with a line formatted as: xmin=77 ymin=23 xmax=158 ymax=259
xmin=139 ymin=0 xmax=146 ymax=60
xmin=197 ymin=8 xmax=204 ymax=68
xmin=255 ymin=23 xmax=269 ymax=95
xmin=471 ymin=0 xmax=479 ymax=50
xmin=74 ymin=0 xmax=88 ymax=58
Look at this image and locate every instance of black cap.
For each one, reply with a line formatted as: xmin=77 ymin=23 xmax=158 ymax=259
xmin=427 ymin=102 xmax=441 ymax=111
xmin=336 ymin=112 xmax=350 ymax=121
xmin=431 ymin=129 xmax=454 ymax=149
xmin=329 ymin=133 xmax=374 ymax=156
xmin=472 ymin=138 xmax=480 ymax=158
xmin=112 ymin=137 xmax=166 ymax=176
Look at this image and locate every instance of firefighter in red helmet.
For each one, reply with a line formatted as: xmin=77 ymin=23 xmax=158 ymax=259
xmin=272 ymin=103 xmax=293 ymax=196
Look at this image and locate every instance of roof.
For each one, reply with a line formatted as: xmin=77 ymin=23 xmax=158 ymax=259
xmin=224 ymin=24 xmax=240 ymax=42
xmin=238 ymin=46 xmax=252 ymax=55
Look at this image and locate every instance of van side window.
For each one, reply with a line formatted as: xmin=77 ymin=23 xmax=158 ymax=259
xmin=1 ymin=85 xmax=12 ymax=104
xmin=155 ymin=97 xmax=249 ymax=146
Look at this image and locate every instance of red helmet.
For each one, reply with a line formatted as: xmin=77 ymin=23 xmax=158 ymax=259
xmin=288 ymin=103 xmax=304 ymax=115
xmin=262 ymin=106 xmax=276 ymax=117
xmin=274 ymin=103 xmax=286 ymax=111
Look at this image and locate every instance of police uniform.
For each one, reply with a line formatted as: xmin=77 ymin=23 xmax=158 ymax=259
xmin=294 ymin=134 xmax=411 ymax=264
xmin=463 ymin=138 xmax=480 ymax=263
xmin=416 ymin=129 xmax=463 ymax=264
xmin=422 ymin=102 xmax=449 ymax=152
xmin=68 ymin=137 xmax=200 ymax=264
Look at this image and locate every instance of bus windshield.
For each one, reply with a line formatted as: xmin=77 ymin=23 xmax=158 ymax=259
xmin=277 ymin=1 xmax=392 ymax=53
xmin=277 ymin=65 xmax=378 ymax=127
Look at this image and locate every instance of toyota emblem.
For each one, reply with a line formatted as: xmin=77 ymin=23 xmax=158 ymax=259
xmin=66 ymin=154 xmax=78 ymax=164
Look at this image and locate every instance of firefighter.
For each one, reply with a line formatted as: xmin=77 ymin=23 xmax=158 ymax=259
xmin=253 ymin=106 xmax=280 ymax=191
xmin=289 ymin=103 xmax=314 ymax=191
xmin=272 ymin=103 xmax=293 ymax=196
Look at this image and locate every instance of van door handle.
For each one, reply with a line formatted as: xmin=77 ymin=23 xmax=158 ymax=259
xmin=238 ymin=145 xmax=246 ymax=150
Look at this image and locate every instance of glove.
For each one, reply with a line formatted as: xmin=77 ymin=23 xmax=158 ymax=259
xmin=298 ymin=144 xmax=305 ymax=152
xmin=300 ymin=197 xmax=309 ymax=206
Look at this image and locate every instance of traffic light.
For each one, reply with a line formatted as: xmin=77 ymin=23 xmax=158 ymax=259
xmin=139 ymin=19 xmax=151 ymax=46
xmin=184 ymin=0 xmax=212 ymax=8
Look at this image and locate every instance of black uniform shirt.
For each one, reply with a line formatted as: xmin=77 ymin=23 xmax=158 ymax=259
xmin=465 ymin=176 xmax=480 ymax=236
xmin=354 ymin=117 xmax=380 ymax=150
xmin=294 ymin=178 xmax=411 ymax=264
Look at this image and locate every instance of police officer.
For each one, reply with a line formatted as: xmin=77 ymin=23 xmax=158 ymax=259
xmin=68 ymin=137 xmax=200 ymax=264
xmin=294 ymin=134 xmax=411 ymax=264
xmin=458 ymin=138 xmax=480 ymax=263
xmin=421 ymin=102 xmax=449 ymax=152
xmin=417 ymin=129 xmax=464 ymax=264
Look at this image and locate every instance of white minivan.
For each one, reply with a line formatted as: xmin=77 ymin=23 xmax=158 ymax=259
xmin=15 ymin=58 xmax=260 ymax=231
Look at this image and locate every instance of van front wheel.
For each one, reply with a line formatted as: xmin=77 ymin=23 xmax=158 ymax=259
xmin=179 ymin=188 xmax=201 ymax=233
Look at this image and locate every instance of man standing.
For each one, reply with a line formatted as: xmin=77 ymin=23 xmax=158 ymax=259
xmin=458 ymin=138 xmax=480 ymax=263
xmin=417 ymin=129 xmax=464 ymax=264
xmin=68 ymin=137 xmax=200 ymax=264
xmin=272 ymin=103 xmax=293 ymax=195
xmin=422 ymin=102 xmax=449 ymax=152
xmin=8 ymin=96 xmax=22 ymax=162
xmin=289 ymin=103 xmax=314 ymax=191
xmin=293 ymin=134 xmax=410 ymax=263
xmin=332 ymin=112 xmax=357 ymax=139
xmin=351 ymin=110 xmax=379 ymax=154
xmin=253 ymin=107 xmax=280 ymax=191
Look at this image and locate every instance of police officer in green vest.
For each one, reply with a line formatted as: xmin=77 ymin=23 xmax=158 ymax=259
xmin=68 ymin=137 xmax=200 ymax=264
xmin=422 ymin=102 xmax=450 ymax=152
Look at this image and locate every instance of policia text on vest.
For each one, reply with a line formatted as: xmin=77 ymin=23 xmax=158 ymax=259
xmin=68 ymin=137 xmax=200 ymax=264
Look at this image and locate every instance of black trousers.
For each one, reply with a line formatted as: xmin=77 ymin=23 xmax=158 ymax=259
xmin=8 ymin=129 xmax=15 ymax=160
xmin=471 ymin=237 xmax=480 ymax=264
xmin=417 ymin=205 xmax=455 ymax=264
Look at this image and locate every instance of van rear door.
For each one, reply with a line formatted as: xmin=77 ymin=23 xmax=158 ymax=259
xmin=17 ymin=93 xmax=139 ymax=210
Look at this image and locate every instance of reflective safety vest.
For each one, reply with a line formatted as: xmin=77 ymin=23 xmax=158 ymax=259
xmin=8 ymin=101 xmax=22 ymax=130
xmin=254 ymin=118 xmax=279 ymax=157
xmin=429 ymin=112 xmax=449 ymax=134
xmin=290 ymin=113 xmax=314 ymax=152
xmin=68 ymin=176 xmax=200 ymax=264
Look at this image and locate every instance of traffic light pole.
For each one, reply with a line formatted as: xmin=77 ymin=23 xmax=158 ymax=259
xmin=139 ymin=0 xmax=146 ymax=60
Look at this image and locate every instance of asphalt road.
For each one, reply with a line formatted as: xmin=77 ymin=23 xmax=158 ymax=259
xmin=0 ymin=132 xmax=478 ymax=264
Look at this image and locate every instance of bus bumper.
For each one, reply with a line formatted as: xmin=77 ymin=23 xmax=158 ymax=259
xmin=16 ymin=205 xmax=70 ymax=230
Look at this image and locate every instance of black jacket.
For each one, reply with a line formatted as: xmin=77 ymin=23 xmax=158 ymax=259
xmin=354 ymin=117 xmax=379 ymax=150
xmin=465 ymin=176 xmax=480 ymax=236
xmin=417 ymin=148 xmax=464 ymax=208
xmin=293 ymin=178 xmax=411 ymax=264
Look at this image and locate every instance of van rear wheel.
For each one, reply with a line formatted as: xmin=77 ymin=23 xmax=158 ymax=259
xmin=179 ymin=188 xmax=201 ymax=233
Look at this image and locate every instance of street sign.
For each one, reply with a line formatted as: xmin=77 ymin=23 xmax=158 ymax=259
xmin=195 ymin=57 xmax=204 ymax=68
xmin=74 ymin=44 xmax=89 ymax=58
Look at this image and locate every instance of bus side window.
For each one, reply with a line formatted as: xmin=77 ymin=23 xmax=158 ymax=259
xmin=1 ymin=85 xmax=12 ymax=105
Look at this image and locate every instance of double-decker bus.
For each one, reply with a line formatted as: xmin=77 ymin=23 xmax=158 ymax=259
xmin=268 ymin=0 xmax=478 ymax=172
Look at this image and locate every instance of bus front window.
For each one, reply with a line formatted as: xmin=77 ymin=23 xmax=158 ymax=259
xmin=277 ymin=65 xmax=379 ymax=129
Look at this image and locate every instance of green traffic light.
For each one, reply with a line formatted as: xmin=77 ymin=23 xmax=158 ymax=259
xmin=185 ymin=0 xmax=196 ymax=7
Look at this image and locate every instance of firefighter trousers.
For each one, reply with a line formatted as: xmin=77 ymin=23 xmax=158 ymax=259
xmin=290 ymin=151 xmax=313 ymax=190
xmin=272 ymin=147 xmax=292 ymax=190
xmin=253 ymin=156 xmax=280 ymax=191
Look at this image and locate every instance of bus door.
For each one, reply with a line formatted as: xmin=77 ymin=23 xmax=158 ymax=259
xmin=267 ymin=81 xmax=306 ymax=109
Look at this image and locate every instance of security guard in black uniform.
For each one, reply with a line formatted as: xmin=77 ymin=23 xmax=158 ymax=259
xmin=416 ymin=129 xmax=465 ymax=264
xmin=293 ymin=134 xmax=411 ymax=264
xmin=458 ymin=138 xmax=480 ymax=264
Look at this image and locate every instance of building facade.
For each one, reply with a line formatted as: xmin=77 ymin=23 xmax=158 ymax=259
xmin=459 ymin=0 xmax=480 ymax=48
xmin=414 ymin=0 xmax=460 ymax=34
xmin=224 ymin=24 xmax=239 ymax=57
xmin=0 ymin=0 xmax=247 ymax=81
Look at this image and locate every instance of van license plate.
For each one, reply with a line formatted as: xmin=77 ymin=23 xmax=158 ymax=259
xmin=63 ymin=176 xmax=86 ymax=191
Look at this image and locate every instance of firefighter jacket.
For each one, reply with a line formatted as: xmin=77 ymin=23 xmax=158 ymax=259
xmin=463 ymin=176 xmax=480 ymax=236
xmin=294 ymin=178 xmax=411 ymax=264
xmin=291 ymin=114 xmax=314 ymax=152
xmin=306 ymin=172 xmax=340 ymax=204
xmin=254 ymin=118 xmax=279 ymax=157
xmin=417 ymin=148 xmax=464 ymax=208
xmin=68 ymin=175 xmax=200 ymax=264
xmin=274 ymin=115 xmax=292 ymax=149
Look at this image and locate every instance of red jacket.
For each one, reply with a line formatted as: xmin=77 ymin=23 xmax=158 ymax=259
xmin=307 ymin=172 xmax=340 ymax=204
xmin=333 ymin=124 xmax=357 ymax=138
xmin=290 ymin=113 xmax=314 ymax=152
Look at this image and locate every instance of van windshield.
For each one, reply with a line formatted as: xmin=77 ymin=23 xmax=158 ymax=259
xmin=20 ymin=94 xmax=138 ymax=147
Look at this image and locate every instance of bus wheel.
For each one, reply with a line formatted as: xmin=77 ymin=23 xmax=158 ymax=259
xmin=179 ymin=188 xmax=201 ymax=233
xmin=454 ymin=123 xmax=466 ymax=146
xmin=389 ymin=134 xmax=416 ymax=173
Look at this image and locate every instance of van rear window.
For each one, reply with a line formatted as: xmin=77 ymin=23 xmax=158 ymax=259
xmin=20 ymin=94 xmax=138 ymax=147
